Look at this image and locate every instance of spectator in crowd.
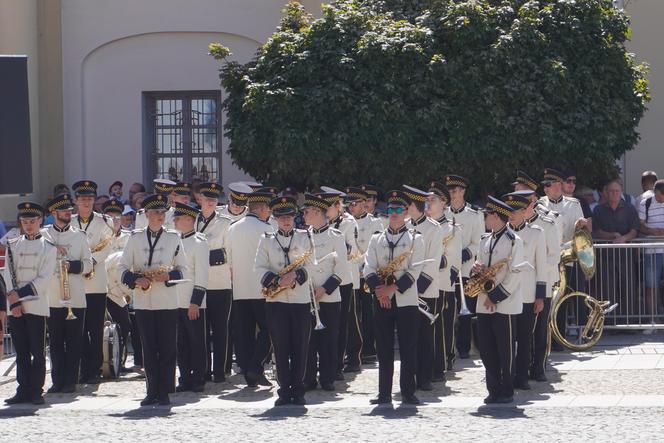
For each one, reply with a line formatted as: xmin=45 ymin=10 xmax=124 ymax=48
xmin=128 ymin=182 xmax=146 ymax=205
xmin=131 ymin=192 xmax=148 ymax=211
xmin=109 ymin=181 xmax=124 ymax=203
xmin=636 ymin=171 xmax=658 ymax=208
xmin=53 ymin=183 xmax=70 ymax=197
xmin=0 ymin=219 xmax=6 ymax=240
xmin=121 ymin=205 xmax=135 ymax=230
xmin=94 ymin=194 xmax=110 ymax=213
xmin=638 ymin=179 xmax=664 ymax=319
xmin=592 ymin=179 xmax=640 ymax=318
xmin=577 ymin=186 xmax=596 ymax=211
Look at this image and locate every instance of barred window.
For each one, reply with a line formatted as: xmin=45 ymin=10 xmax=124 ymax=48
xmin=143 ymin=91 xmax=222 ymax=184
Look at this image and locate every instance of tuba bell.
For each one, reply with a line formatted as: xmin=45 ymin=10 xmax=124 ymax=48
xmin=549 ymin=229 xmax=617 ymax=351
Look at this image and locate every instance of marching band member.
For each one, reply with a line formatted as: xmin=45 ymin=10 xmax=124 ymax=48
xmin=345 ymin=186 xmax=382 ymax=366
xmin=361 ymin=184 xmax=386 ymax=228
xmin=226 ymin=188 xmax=275 ymax=387
xmin=513 ymin=181 xmax=561 ymax=382
xmin=172 ymin=182 xmax=192 ymax=205
xmin=71 ymin=180 xmax=114 ymax=384
xmin=364 ymin=191 xmax=425 ymax=405
xmin=103 ymin=198 xmax=134 ymax=373
xmin=42 ymin=194 xmax=93 ymax=394
xmin=219 ymin=182 xmax=250 ymax=221
xmin=135 ymin=179 xmax=177 ymax=230
xmin=403 ymin=185 xmax=444 ymax=392
xmin=302 ymin=194 xmax=349 ymax=392
xmin=425 ymin=181 xmax=462 ymax=380
xmin=3 ymin=203 xmax=56 ymax=405
xmin=316 ymin=187 xmax=360 ymax=380
xmin=174 ymin=203 xmax=210 ymax=393
xmin=445 ymin=174 xmax=485 ymax=360
xmin=195 ymin=182 xmax=233 ymax=383
xmin=472 ymin=196 xmax=524 ymax=404
xmin=539 ymin=168 xmax=587 ymax=243
xmin=256 ymin=196 xmax=313 ymax=406
xmin=503 ymin=192 xmax=547 ymax=391
xmin=119 ymin=194 xmax=186 ymax=406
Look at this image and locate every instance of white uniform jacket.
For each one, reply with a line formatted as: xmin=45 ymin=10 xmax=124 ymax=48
xmin=307 ymin=225 xmax=348 ymax=303
xmin=436 ymin=216 xmax=463 ymax=292
xmin=408 ymin=215 xmax=444 ymax=300
xmin=177 ymin=231 xmax=209 ymax=309
xmin=331 ymin=213 xmax=360 ymax=288
xmin=196 ymin=211 xmax=233 ymax=290
xmin=510 ymin=222 xmax=547 ymax=304
xmin=72 ymin=212 xmax=114 ymax=294
xmin=446 ymin=203 xmax=485 ymax=278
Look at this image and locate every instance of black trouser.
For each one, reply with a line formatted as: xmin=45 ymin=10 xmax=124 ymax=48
xmin=226 ymin=291 xmax=235 ymax=374
xmin=531 ymin=298 xmax=552 ymax=378
xmin=434 ymin=290 xmax=456 ymax=374
xmin=9 ymin=314 xmax=46 ymax=398
xmin=206 ymin=289 xmax=233 ymax=379
xmin=416 ymin=298 xmax=437 ymax=387
xmin=81 ymin=293 xmax=107 ymax=379
xmin=305 ymin=302 xmax=340 ymax=387
xmin=129 ymin=309 xmax=143 ymax=367
xmin=477 ymin=313 xmax=515 ymax=398
xmin=374 ymin=298 xmax=418 ymax=398
xmin=455 ymin=277 xmax=478 ymax=355
xmin=359 ymin=280 xmax=376 ymax=358
xmin=233 ymin=299 xmax=271 ymax=377
xmin=336 ymin=284 xmax=353 ymax=373
xmin=514 ymin=303 xmax=536 ymax=384
xmin=48 ymin=307 xmax=85 ymax=388
xmin=106 ymin=299 xmax=131 ymax=367
xmin=135 ymin=309 xmax=178 ymax=399
xmin=345 ymin=288 xmax=363 ymax=367
xmin=177 ymin=308 xmax=207 ymax=388
xmin=266 ymin=302 xmax=312 ymax=400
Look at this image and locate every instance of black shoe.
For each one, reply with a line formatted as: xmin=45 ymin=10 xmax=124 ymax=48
xmin=370 ymin=395 xmax=392 ymax=405
xmin=513 ymin=380 xmax=531 ymax=390
xmin=335 ymin=371 xmax=345 ymax=381
xmin=245 ymin=371 xmax=258 ymax=388
xmin=191 ymin=384 xmax=205 ymax=393
xmin=446 ymin=357 xmax=456 ymax=371
xmin=483 ymin=395 xmax=498 ymax=404
xmin=176 ymin=384 xmax=191 ymax=393
xmin=494 ymin=396 xmax=513 ymax=404
xmin=418 ymin=382 xmax=433 ymax=392
xmin=321 ymin=383 xmax=335 ymax=392
xmin=343 ymin=364 xmax=361 ymax=373
xmin=140 ymin=396 xmax=159 ymax=406
xmin=304 ymin=382 xmax=317 ymax=392
xmin=458 ymin=352 xmax=470 ymax=359
xmin=85 ymin=375 xmax=101 ymax=385
xmin=531 ymin=373 xmax=548 ymax=382
xmin=46 ymin=385 xmax=62 ymax=394
xmin=432 ymin=373 xmax=446 ymax=383
xmin=61 ymin=384 xmax=76 ymax=394
xmin=4 ymin=394 xmax=28 ymax=405
xmin=257 ymin=373 xmax=272 ymax=387
xmin=274 ymin=397 xmax=290 ymax=407
xmin=31 ymin=395 xmax=45 ymax=405
xmin=119 ymin=366 xmax=130 ymax=374
xmin=292 ymin=396 xmax=306 ymax=406
xmin=402 ymin=394 xmax=421 ymax=405
xmin=158 ymin=394 xmax=170 ymax=406
xmin=213 ymin=375 xmax=226 ymax=383
xmin=361 ymin=354 xmax=377 ymax=364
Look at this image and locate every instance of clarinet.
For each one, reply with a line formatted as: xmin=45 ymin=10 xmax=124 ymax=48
xmin=6 ymin=243 xmax=19 ymax=290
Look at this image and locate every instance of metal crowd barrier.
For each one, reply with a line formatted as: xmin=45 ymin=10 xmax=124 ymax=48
xmin=565 ymin=237 xmax=664 ymax=331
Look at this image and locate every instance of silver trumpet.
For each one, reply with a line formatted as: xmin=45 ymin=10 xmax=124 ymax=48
xmin=418 ymin=297 xmax=439 ymax=325
xmin=458 ymin=272 xmax=472 ymax=316
xmin=308 ymin=279 xmax=326 ymax=331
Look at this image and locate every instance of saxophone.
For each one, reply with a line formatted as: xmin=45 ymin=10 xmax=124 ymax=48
xmin=463 ymin=259 xmax=509 ymax=298
xmin=83 ymin=234 xmax=114 ymax=280
xmin=262 ymin=248 xmax=314 ymax=299
xmin=362 ymin=243 xmax=414 ymax=293
xmin=442 ymin=232 xmax=455 ymax=247
xmin=136 ymin=245 xmax=180 ymax=293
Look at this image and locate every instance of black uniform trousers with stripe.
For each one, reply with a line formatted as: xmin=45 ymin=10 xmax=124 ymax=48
xmin=434 ymin=290 xmax=457 ymax=375
xmin=48 ymin=307 xmax=85 ymax=388
xmin=178 ymin=308 xmax=207 ymax=388
xmin=416 ymin=297 xmax=437 ymax=388
xmin=514 ymin=303 xmax=536 ymax=384
xmin=305 ymin=302 xmax=340 ymax=387
xmin=336 ymin=284 xmax=354 ymax=372
xmin=477 ymin=312 xmax=515 ymax=398
xmin=81 ymin=293 xmax=107 ymax=380
xmin=10 ymin=314 xmax=47 ymax=398
xmin=531 ymin=298 xmax=552 ymax=378
xmin=206 ymin=289 xmax=233 ymax=380
xmin=233 ymin=299 xmax=271 ymax=378
xmin=135 ymin=309 xmax=178 ymax=399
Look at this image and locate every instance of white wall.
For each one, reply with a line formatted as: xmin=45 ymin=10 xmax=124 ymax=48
xmin=61 ymin=0 xmax=323 ymax=192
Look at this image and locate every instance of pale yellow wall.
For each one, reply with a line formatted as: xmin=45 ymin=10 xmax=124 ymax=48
xmin=624 ymin=0 xmax=664 ymax=195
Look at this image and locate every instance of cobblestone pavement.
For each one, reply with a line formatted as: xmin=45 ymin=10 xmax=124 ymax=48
xmin=1 ymin=332 xmax=663 ymax=441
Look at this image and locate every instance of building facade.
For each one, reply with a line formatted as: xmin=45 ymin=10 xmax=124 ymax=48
xmin=0 ymin=0 xmax=661 ymax=220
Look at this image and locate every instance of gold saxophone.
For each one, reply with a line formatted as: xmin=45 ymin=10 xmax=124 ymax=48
xmin=442 ymin=232 xmax=454 ymax=247
xmin=347 ymin=250 xmax=364 ymax=262
xmin=262 ymin=248 xmax=314 ymax=299
xmin=136 ymin=245 xmax=180 ymax=293
xmin=362 ymin=246 xmax=414 ymax=293
xmin=83 ymin=234 xmax=114 ymax=280
xmin=463 ymin=259 xmax=509 ymax=298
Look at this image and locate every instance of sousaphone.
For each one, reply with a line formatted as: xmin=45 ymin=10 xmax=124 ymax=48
xmin=549 ymin=229 xmax=617 ymax=351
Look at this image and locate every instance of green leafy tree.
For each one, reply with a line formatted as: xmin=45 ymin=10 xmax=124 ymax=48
xmin=212 ymin=0 xmax=649 ymax=195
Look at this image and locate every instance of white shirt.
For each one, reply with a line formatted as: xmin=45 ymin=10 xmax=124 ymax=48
xmin=308 ymin=225 xmax=348 ymax=303
xmin=408 ymin=215 xmax=444 ymax=299
xmin=72 ymin=212 xmax=114 ymax=294
xmin=446 ymin=202 xmax=485 ymax=277
xmin=638 ymin=195 xmax=664 ymax=254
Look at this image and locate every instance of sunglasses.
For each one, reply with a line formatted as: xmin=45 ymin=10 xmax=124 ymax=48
xmin=544 ymin=183 xmax=553 ymax=188
xmin=386 ymin=207 xmax=404 ymax=215
xmin=565 ymin=179 xmax=577 ymax=184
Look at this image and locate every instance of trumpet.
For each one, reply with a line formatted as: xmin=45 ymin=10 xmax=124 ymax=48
xmin=418 ymin=297 xmax=439 ymax=325
xmin=458 ymin=272 xmax=472 ymax=316
xmin=308 ymin=279 xmax=325 ymax=331
xmin=58 ymin=259 xmax=77 ymax=321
